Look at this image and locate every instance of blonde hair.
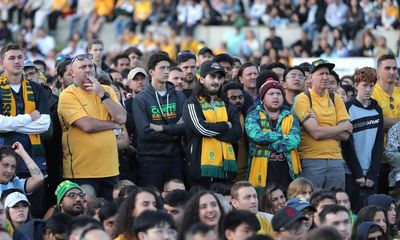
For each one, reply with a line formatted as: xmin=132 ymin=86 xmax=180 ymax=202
xmin=287 ymin=177 xmax=314 ymax=199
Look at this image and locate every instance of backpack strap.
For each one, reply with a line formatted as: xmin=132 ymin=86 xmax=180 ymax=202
xmin=328 ymin=91 xmax=335 ymax=106
xmin=304 ymin=89 xmax=312 ymax=108
xmin=305 ymin=89 xmax=336 ymax=108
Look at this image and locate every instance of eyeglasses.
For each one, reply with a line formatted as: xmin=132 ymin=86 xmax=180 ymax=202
xmin=65 ymin=192 xmax=86 ymax=200
xmin=55 ymin=54 xmax=73 ymax=67
xmin=56 ymin=54 xmax=73 ymax=62
xmin=72 ymin=54 xmax=93 ymax=63
xmin=288 ymin=74 xmax=306 ymax=81
xmin=390 ymin=96 xmax=395 ymax=110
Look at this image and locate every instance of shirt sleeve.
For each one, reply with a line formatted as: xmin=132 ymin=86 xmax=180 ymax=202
xmin=293 ymin=93 xmax=311 ymax=124
xmin=58 ymin=90 xmax=88 ymax=125
xmin=334 ymin=94 xmax=351 ymax=123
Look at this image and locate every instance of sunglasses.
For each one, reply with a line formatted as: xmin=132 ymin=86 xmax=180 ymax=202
xmin=72 ymin=54 xmax=93 ymax=63
xmin=178 ymin=51 xmax=195 ymax=56
xmin=56 ymin=54 xmax=73 ymax=62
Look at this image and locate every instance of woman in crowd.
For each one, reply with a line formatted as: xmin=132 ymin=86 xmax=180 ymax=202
xmin=114 ymin=188 xmax=162 ymax=240
xmin=260 ymin=183 xmax=287 ymax=214
xmin=181 ymin=191 xmax=225 ymax=239
xmin=354 ymin=221 xmax=387 ymax=240
xmin=54 ymin=57 xmax=73 ymax=95
xmin=287 ymin=177 xmax=314 ymax=201
xmin=353 ymin=205 xmax=391 ymax=239
xmin=4 ymin=192 xmax=31 ymax=230
xmin=0 ymin=142 xmax=44 ymax=197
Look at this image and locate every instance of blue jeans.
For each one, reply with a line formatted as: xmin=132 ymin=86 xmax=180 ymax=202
xmin=301 ymin=159 xmax=345 ymax=189
xmin=114 ymin=16 xmax=132 ymax=37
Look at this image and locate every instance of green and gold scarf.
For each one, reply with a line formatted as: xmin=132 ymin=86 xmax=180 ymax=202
xmin=198 ymin=97 xmax=237 ymax=178
xmin=0 ymin=74 xmax=42 ymax=154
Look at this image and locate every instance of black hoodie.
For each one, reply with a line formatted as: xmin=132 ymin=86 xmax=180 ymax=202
xmin=341 ymin=97 xmax=384 ymax=183
xmin=132 ymin=82 xmax=186 ymax=161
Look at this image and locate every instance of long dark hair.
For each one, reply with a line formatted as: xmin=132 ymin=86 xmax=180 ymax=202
xmin=181 ymin=191 xmax=225 ymax=238
xmin=260 ymin=183 xmax=286 ymax=214
xmin=351 ymin=205 xmax=391 ymax=240
xmin=113 ymin=188 xmax=162 ymax=238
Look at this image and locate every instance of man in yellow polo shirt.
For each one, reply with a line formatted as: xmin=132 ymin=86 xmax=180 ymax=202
xmin=293 ymin=59 xmax=352 ymax=189
xmin=58 ymin=53 xmax=127 ymax=201
xmin=372 ymin=54 xmax=400 ymax=194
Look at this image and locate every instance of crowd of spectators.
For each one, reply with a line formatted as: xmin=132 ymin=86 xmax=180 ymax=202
xmin=0 ymin=0 xmax=399 ymax=70
xmin=0 ymin=1 xmax=400 ymax=240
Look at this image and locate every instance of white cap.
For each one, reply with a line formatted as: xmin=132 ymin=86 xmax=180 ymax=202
xmin=4 ymin=192 xmax=30 ymax=208
xmin=127 ymin=67 xmax=147 ymax=80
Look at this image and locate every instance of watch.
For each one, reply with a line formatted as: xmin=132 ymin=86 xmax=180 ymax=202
xmin=100 ymin=92 xmax=110 ymax=102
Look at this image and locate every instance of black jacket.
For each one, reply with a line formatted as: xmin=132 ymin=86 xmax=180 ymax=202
xmin=132 ymin=82 xmax=186 ymax=161
xmin=182 ymin=96 xmax=241 ymax=184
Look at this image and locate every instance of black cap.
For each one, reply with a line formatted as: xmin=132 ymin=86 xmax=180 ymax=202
xmin=200 ymin=61 xmax=226 ymax=78
xmin=272 ymin=206 xmax=308 ymax=232
xmin=198 ymin=47 xmax=214 ymax=56
xmin=309 ymin=59 xmax=335 ymax=74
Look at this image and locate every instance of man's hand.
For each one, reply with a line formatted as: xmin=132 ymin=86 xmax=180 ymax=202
xmin=365 ymin=179 xmax=375 ymax=187
xmin=227 ymin=121 xmax=232 ymax=129
xmin=150 ymin=123 xmax=163 ymax=132
xmin=29 ymin=110 xmax=40 ymax=121
xmin=84 ymin=75 xmax=105 ymax=97
xmin=338 ymin=121 xmax=353 ymax=133
xmin=355 ymin=177 xmax=366 ymax=187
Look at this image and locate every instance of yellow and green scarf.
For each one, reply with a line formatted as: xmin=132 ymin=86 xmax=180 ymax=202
xmin=0 ymin=74 xmax=42 ymax=154
xmin=198 ymin=97 xmax=237 ymax=178
xmin=248 ymin=111 xmax=301 ymax=189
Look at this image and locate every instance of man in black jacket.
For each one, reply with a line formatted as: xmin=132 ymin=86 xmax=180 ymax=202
xmin=132 ymin=52 xmax=186 ymax=190
xmin=182 ymin=61 xmax=241 ymax=187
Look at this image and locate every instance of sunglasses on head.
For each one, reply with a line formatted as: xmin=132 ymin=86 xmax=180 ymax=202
xmin=56 ymin=54 xmax=73 ymax=62
xmin=72 ymin=54 xmax=93 ymax=63
xmin=178 ymin=51 xmax=195 ymax=56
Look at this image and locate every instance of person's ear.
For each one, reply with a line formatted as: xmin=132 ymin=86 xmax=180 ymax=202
xmin=231 ymin=198 xmax=239 ymax=209
xmin=225 ymin=229 xmax=234 ymax=240
xmin=138 ymin=231 xmax=147 ymax=240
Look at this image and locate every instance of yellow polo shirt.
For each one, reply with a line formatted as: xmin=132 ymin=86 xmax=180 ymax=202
xmin=58 ymin=84 xmax=120 ymax=178
xmin=293 ymin=89 xmax=350 ymax=159
xmin=372 ymin=84 xmax=400 ymax=120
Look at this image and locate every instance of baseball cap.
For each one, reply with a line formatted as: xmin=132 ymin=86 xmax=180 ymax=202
xmin=4 ymin=192 xmax=30 ymax=208
xmin=309 ymin=59 xmax=335 ymax=74
xmin=23 ymin=60 xmax=35 ymax=68
xmin=286 ymin=198 xmax=316 ymax=212
xmin=198 ymin=47 xmax=214 ymax=56
xmin=272 ymin=206 xmax=308 ymax=232
xmin=128 ymin=67 xmax=147 ymax=80
xmin=200 ymin=61 xmax=226 ymax=78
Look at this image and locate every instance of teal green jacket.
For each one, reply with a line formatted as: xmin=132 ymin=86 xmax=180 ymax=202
xmin=244 ymin=105 xmax=301 ymax=180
